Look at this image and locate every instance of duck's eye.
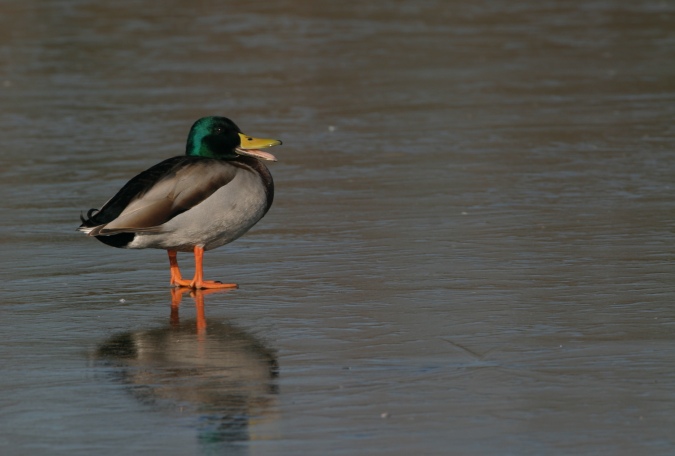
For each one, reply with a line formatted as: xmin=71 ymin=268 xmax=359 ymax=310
xmin=213 ymin=127 xmax=223 ymax=134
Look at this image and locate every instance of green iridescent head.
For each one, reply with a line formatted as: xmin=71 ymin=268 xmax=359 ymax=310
xmin=185 ymin=116 xmax=281 ymax=161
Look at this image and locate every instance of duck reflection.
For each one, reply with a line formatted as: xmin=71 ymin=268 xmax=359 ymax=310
xmin=96 ymin=288 xmax=278 ymax=445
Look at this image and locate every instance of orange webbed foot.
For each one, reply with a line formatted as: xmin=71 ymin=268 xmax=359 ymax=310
xmin=167 ymin=247 xmax=239 ymax=290
xmin=191 ymin=280 xmax=238 ymax=290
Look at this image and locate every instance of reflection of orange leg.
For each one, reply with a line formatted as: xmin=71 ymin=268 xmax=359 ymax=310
xmin=189 ymin=246 xmax=238 ymax=290
xmin=169 ymin=287 xmax=190 ymax=328
xmin=193 ymin=290 xmax=207 ymax=334
xmin=168 ymin=288 xmax=232 ymax=338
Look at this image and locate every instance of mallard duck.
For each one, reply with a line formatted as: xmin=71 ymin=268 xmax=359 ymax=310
xmin=78 ymin=116 xmax=281 ymax=289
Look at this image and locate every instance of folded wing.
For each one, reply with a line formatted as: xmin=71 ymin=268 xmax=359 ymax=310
xmin=79 ymin=156 xmax=238 ymax=236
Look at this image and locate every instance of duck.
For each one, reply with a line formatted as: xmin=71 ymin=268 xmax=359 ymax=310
xmin=78 ymin=116 xmax=282 ymax=289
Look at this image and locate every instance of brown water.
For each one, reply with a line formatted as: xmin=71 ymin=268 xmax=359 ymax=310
xmin=1 ymin=1 xmax=675 ymax=455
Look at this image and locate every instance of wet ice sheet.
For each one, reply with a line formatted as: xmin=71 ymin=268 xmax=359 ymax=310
xmin=1 ymin=1 xmax=675 ymax=455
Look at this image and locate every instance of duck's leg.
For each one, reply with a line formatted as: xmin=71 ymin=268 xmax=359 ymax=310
xmin=168 ymin=250 xmax=193 ymax=287
xmin=189 ymin=246 xmax=238 ymax=290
